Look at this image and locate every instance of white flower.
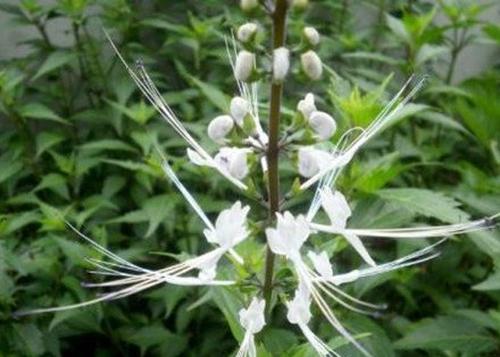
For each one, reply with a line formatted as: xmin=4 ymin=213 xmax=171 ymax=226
xmin=319 ymin=188 xmax=376 ymax=266
xmin=215 ymin=147 xmax=251 ymax=180
xmin=297 ymin=93 xmax=317 ymax=119
xmin=303 ymin=27 xmax=320 ymax=46
xmin=320 ymin=188 xmax=351 ymax=229
xmin=237 ymin=23 xmax=258 ymax=43
xmin=301 ymin=50 xmax=323 ymax=80
xmin=307 ymin=251 xmax=333 ymax=279
xmin=204 ymin=201 xmax=250 ymax=248
xmin=237 ymin=297 xmax=266 ymax=357
xmin=234 ymin=50 xmax=256 ymax=82
xmin=266 ymin=212 xmax=310 ymax=260
xmin=239 ymin=298 xmax=266 ymax=334
xmin=207 ymin=115 xmax=234 ymax=143
xmin=230 ymin=96 xmax=251 ymax=126
xmin=297 ymin=146 xmax=333 ymax=178
xmin=240 ymin=0 xmax=259 ymax=11
xmin=309 ymin=111 xmax=336 ymax=140
xmin=286 ymin=282 xmax=312 ymax=325
xmin=273 ymin=47 xmax=290 ymax=82
xmin=287 ymin=281 xmax=334 ymax=356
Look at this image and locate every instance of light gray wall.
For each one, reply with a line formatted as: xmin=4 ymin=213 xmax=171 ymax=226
xmin=0 ymin=1 xmax=498 ymax=83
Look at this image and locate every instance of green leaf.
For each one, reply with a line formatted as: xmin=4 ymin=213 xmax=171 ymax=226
xmin=189 ymin=76 xmax=230 ymax=112
xmin=13 ymin=323 xmax=45 ymax=356
xmin=386 ymin=15 xmax=411 ymax=43
xmin=1 ymin=211 xmax=40 ymax=235
xmin=142 ymin=194 xmax=175 ymax=237
xmin=36 ymin=131 xmax=65 ymax=157
xmin=19 ymin=103 xmax=67 ymax=124
xmin=120 ymin=324 xmax=187 ymax=356
xmin=79 ymin=139 xmax=136 ymax=153
xmin=262 ymin=328 xmax=298 ymax=356
xmin=394 ymin=316 xmax=496 ymax=354
xmin=210 ymin=287 xmax=244 ymax=341
xmin=32 ymin=51 xmax=76 ymax=81
xmin=417 ymin=111 xmax=469 ymax=134
xmin=377 ymin=188 xmax=469 ymax=223
xmin=34 ymin=173 xmax=69 ymax=200
xmin=0 ymin=158 xmax=23 ymax=184
xmin=473 ymin=270 xmax=500 ymax=291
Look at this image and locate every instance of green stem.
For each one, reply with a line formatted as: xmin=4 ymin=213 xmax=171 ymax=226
xmin=263 ymin=0 xmax=288 ymax=310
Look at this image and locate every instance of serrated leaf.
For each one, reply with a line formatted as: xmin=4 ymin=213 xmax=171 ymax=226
xmin=13 ymin=323 xmax=45 ymax=356
xmin=394 ymin=316 xmax=496 ymax=353
xmin=34 ymin=173 xmax=69 ymax=200
xmin=189 ymin=76 xmax=230 ymax=112
xmin=377 ymin=188 xmax=469 ymax=223
xmin=79 ymin=139 xmax=136 ymax=153
xmin=36 ymin=132 xmax=65 ymax=157
xmin=32 ymin=51 xmax=76 ymax=81
xmin=142 ymin=194 xmax=175 ymax=237
xmin=20 ymin=103 xmax=67 ymax=124
xmin=262 ymin=328 xmax=298 ymax=356
xmin=0 ymin=159 xmax=23 ymax=184
xmin=473 ymin=270 xmax=500 ymax=291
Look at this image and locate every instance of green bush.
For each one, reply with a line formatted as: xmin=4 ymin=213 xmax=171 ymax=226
xmin=0 ymin=1 xmax=499 ymax=355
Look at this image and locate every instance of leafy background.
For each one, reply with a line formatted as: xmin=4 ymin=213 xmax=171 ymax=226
xmin=0 ymin=0 xmax=499 ymax=356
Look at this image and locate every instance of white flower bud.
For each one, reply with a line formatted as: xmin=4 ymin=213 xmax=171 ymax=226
xmin=207 ymin=115 xmax=234 ymax=143
xmin=301 ymin=50 xmax=323 ymax=80
xmin=309 ymin=111 xmax=336 ymax=140
xmin=237 ymin=23 xmax=258 ymax=43
xmin=240 ymin=0 xmax=259 ymax=11
xmin=303 ymin=26 xmax=320 ymax=46
xmin=234 ymin=50 xmax=256 ymax=82
xmin=297 ymin=93 xmax=316 ymax=119
xmin=272 ymin=47 xmax=290 ymax=82
xmin=215 ymin=147 xmax=250 ymax=180
xmin=230 ymin=96 xmax=251 ymax=126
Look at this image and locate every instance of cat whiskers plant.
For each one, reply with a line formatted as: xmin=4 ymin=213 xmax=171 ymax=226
xmin=16 ymin=1 xmax=500 ymax=356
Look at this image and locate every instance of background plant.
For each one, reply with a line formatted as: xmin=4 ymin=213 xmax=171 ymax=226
xmin=0 ymin=0 xmax=499 ymax=356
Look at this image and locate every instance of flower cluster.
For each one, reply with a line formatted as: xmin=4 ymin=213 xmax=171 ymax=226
xmin=18 ymin=2 xmax=499 ymax=356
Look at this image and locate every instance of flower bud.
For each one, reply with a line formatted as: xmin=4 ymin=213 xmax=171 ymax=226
xmin=240 ymin=0 xmax=258 ymax=11
xmin=272 ymin=47 xmax=290 ymax=82
xmin=297 ymin=93 xmax=316 ymax=119
xmin=215 ymin=147 xmax=250 ymax=180
xmin=303 ymin=26 xmax=320 ymax=46
xmin=230 ymin=96 xmax=251 ymax=126
xmin=237 ymin=23 xmax=258 ymax=43
xmin=301 ymin=50 xmax=322 ymax=80
xmin=309 ymin=111 xmax=336 ymax=140
xmin=234 ymin=50 xmax=256 ymax=82
xmin=207 ymin=115 xmax=234 ymax=143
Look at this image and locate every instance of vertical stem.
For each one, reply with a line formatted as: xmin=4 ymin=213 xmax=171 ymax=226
xmin=263 ymin=0 xmax=288 ymax=309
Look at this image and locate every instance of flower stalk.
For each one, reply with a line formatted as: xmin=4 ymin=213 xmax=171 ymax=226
xmin=263 ymin=0 xmax=289 ymax=311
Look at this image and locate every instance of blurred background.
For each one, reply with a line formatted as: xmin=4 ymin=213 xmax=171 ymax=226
xmin=0 ymin=0 xmax=499 ymax=356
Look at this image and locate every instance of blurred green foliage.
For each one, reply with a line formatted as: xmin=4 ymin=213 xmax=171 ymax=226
xmin=0 ymin=0 xmax=499 ymax=356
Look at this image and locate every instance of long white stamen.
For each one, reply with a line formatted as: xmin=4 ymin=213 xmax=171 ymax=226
xmin=323 ymin=239 xmax=446 ymax=285
xmin=293 ymin=260 xmax=372 ymax=357
xmin=301 ymin=76 xmax=427 ymax=191
xmin=298 ymin=322 xmax=339 ymax=357
xmin=106 ymin=31 xmax=247 ymax=190
xmin=311 ymin=214 xmax=497 ymax=239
